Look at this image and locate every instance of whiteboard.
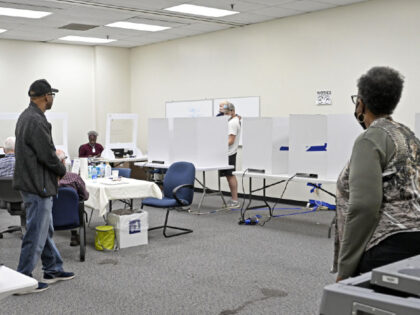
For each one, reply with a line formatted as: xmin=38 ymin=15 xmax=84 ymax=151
xmin=213 ymin=96 xmax=260 ymax=145
xmin=165 ymin=99 xmax=213 ymax=118
xmin=213 ymin=96 xmax=260 ymax=117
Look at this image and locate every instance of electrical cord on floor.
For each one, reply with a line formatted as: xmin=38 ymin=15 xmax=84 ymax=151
xmin=258 ymin=173 xmax=297 ymax=226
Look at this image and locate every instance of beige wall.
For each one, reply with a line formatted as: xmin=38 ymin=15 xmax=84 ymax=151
xmin=129 ymin=0 xmax=420 ymax=199
xmin=94 ymin=46 xmax=131 ymax=145
xmin=130 ymin=0 xmax=420 ymax=151
xmin=0 ymin=40 xmax=130 ymax=158
xmin=1 ymin=0 xmax=419 ymax=200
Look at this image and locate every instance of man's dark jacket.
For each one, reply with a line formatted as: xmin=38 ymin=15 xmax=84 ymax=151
xmin=13 ymin=102 xmax=66 ymax=197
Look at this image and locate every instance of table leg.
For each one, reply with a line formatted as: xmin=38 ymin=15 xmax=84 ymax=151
xmin=190 ymin=171 xmax=230 ymax=215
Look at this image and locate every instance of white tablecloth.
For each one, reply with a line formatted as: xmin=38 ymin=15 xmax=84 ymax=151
xmin=85 ymin=178 xmax=162 ymax=216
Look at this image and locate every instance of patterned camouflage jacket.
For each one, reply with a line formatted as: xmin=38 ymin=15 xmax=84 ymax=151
xmin=334 ymin=117 xmax=420 ymax=274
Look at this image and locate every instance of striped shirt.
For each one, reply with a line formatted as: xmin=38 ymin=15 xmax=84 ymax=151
xmin=0 ymin=154 xmax=15 ymax=177
xmin=59 ymin=172 xmax=89 ymax=201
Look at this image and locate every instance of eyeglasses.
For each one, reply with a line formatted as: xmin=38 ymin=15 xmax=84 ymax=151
xmin=48 ymin=93 xmax=56 ymax=98
xmin=351 ymin=95 xmax=359 ymax=105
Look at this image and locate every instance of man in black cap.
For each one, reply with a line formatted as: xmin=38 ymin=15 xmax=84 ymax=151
xmin=13 ymin=79 xmax=74 ymax=294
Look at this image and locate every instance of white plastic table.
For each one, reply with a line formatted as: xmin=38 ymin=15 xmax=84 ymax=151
xmin=93 ymin=156 xmax=148 ymax=167
xmin=233 ymin=171 xmax=337 ymax=228
xmin=85 ymin=177 xmax=162 ymax=217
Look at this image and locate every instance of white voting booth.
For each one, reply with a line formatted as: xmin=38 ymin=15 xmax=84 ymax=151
xmin=148 ymin=118 xmax=172 ymax=164
xmin=242 ymin=117 xmax=289 ymax=174
xmin=148 ymin=117 xmax=228 ymax=166
xmin=104 ymin=113 xmax=143 ymax=158
xmin=289 ymin=114 xmax=361 ymax=179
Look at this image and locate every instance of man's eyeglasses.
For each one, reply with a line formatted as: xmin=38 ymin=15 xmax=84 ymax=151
xmin=48 ymin=93 xmax=56 ymax=98
xmin=351 ymin=95 xmax=359 ymax=105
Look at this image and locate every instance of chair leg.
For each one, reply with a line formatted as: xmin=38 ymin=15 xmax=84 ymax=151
xmin=148 ymin=208 xmax=193 ymax=238
xmin=79 ymin=223 xmax=86 ymax=262
xmin=0 ymin=225 xmax=22 ymax=238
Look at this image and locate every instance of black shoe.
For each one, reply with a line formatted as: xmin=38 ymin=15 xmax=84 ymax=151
xmin=43 ymin=271 xmax=75 ymax=284
xmin=14 ymin=282 xmax=49 ymax=295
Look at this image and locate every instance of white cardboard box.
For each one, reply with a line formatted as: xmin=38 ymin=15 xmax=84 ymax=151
xmin=108 ymin=210 xmax=148 ymax=249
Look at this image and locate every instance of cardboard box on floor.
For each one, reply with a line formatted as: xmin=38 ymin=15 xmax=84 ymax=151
xmin=107 ymin=209 xmax=148 ymax=249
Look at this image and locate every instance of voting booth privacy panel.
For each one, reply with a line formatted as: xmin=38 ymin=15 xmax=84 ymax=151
xmin=288 ymin=114 xmax=361 ymax=179
xmin=242 ymin=117 xmax=289 ymax=174
xmin=148 ymin=117 xmax=228 ymax=167
xmin=241 ymin=115 xmax=360 ymax=179
xmin=105 ymin=113 xmax=139 ymax=156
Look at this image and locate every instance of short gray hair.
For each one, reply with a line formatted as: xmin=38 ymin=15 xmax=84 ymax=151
xmin=56 ymin=149 xmax=66 ymax=161
xmin=4 ymin=136 xmax=15 ymax=153
xmin=88 ymin=130 xmax=98 ymax=137
xmin=223 ymin=102 xmax=235 ymax=112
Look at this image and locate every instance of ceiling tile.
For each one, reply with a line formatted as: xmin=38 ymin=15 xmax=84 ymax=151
xmin=280 ymin=0 xmax=335 ymax=12
xmin=317 ymin=0 xmax=366 ymax=5
xmin=241 ymin=0 xmax=296 ymax=5
xmin=251 ymin=5 xmax=303 ymax=18
xmin=0 ymin=0 xmax=369 ymax=47
xmin=189 ymin=0 xmax=267 ymax=12
xmin=221 ymin=12 xmax=275 ymax=24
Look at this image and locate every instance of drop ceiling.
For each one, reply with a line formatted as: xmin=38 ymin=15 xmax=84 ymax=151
xmin=0 ymin=0 xmax=368 ymax=47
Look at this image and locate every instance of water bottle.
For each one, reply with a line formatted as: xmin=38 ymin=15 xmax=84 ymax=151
xmin=88 ymin=165 xmax=92 ymax=179
xmin=92 ymin=166 xmax=97 ymax=181
xmin=96 ymin=166 xmax=101 ymax=178
xmin=105 ymin=163 xmax=112 ymax=178
xmin=101 ymin=165 xmax=105 ymax=178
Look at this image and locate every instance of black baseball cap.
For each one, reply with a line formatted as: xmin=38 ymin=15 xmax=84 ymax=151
xmin=28 ymin=79 xmax=59 ymax=97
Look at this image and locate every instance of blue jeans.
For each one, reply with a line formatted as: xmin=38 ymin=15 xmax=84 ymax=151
xmin=17 ymin=192 xmax=64 ymax=276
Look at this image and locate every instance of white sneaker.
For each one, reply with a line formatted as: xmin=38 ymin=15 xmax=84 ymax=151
xmin=227 ymin=200 xmax=240 ymax=208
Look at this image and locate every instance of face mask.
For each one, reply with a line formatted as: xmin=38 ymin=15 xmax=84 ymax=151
xmin=354 ymin=112 xmax=367 ymax=130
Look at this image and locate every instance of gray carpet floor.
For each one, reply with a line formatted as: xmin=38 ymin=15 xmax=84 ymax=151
xmin=0 ymin=193 xmax=336 ymax=314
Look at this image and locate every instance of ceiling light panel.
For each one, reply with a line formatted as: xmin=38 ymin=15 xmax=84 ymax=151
xmin=0 ymin=6 xmax=52 ymax=19
xmin=164 ymin=4 xmax=239 ymax=17
xmin=106 ymin=21 xmax=170 ymax=32
xmin=58 ymin=35 xmax=116 ymax=43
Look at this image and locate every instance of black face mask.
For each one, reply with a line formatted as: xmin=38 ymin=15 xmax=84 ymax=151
xmin=354 ymin=112 xmax=367 ymax=130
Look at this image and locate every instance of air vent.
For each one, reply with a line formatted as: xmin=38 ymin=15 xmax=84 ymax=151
xmin=59 ymin=23 xmax=98 ymax=31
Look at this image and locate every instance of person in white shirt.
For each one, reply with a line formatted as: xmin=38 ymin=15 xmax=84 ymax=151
xmin=219 ymin=102 xmax=241 ymax=208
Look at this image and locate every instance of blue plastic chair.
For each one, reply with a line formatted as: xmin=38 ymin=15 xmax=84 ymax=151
xmin=52 ymin=187 xmax=87 ymax=261
xmin=142 ymin=161 xmax=195 ymax=238
xmin=111 ymin=168 xmax=131 ymax=179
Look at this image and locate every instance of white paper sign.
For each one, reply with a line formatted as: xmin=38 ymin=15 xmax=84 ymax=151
xmin=71 ymin=158 xmax=81 ymax=174
xmin=316 ymin=91 xmax=332 ymax=105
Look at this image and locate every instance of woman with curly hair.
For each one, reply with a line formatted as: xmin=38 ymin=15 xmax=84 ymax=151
xmin=335 ymin=66 xmax=420 ymax=281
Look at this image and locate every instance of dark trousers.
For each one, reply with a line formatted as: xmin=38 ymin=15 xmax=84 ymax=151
xmin=356 ymin=231 xmax=420 ymax=275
